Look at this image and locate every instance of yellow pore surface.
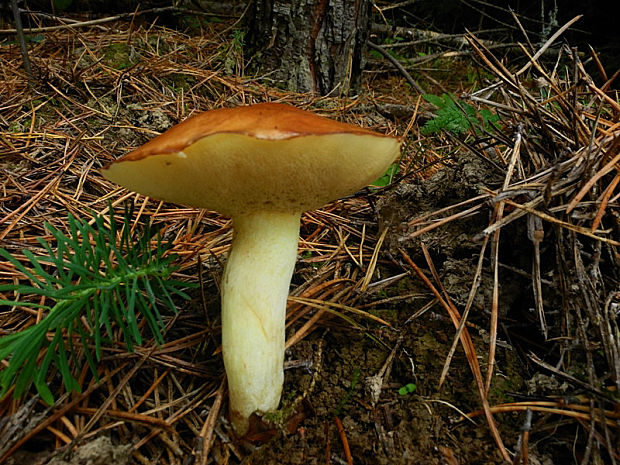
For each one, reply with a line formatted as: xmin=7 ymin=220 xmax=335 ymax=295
xmin=102 ymin=133 xmax=400 ymax=216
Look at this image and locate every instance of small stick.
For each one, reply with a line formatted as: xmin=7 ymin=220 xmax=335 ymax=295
xmin=0 ymin=6 xmax=230 ymax=35
xmin=367 ymin=41 xmax=425 ymax=95
xmin=505 ymin=198 xmax=619 ymax=246
xmin=515 ymin=15 xmax=583 ymax=76
xmin=359 ymin=228 xmax=388 ymax=292
xmin=527 ymin=352 xmax=612 ymax=400
xmin=10 ymin=0 xmax=33 ymax=81
xmin=73 ymin=407 xmax=173 ymax=430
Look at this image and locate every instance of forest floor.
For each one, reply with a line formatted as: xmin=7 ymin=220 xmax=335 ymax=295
xmin=0 ymin=11 xmax=618 ymax=465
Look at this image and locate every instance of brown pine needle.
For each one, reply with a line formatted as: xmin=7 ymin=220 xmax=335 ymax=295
xmin=334 ymin=416 xmax=354 ymax=465
xmin=591 ymin=173 xmax=620 ymax=232
xmin=466 ymin=402 xmax=619 ymax=428
xmin=197 ymin=378 xmax=226 ymax=465
xmin=566 ymin=147 xmax=620 ymax=214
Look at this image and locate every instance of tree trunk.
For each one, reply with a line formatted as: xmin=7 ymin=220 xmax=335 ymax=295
xmin=245 ymin=0 xmax=371 ymax=96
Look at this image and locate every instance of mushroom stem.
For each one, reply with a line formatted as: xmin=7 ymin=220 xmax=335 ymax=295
xmin=221 ymin=210 xmax=301 ymax=434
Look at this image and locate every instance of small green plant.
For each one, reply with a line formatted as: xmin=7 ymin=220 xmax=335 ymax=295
xmin=223 ymin=29 xmax=245 ymax=76
xmin=103 ymin=43 xmax=137 ymax=70
xmin=0 ymin=204 xmax=193 ymax=404
xmin=53 ymin=0 xmax=73 ymax=11
xmin=397 ymin=382 xmax=417 ymax=396
xmin=421 ymin=93 xmax=498 ymax=135
xmin=372 ymin=163 xmax=401 ymax=188
xmin=334 ymin=367 xmax=361 ymax=416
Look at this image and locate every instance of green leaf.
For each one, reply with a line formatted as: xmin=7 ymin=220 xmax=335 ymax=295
xmin=0 ymin=248 xmax=45 ymax=289
xmin=422 ymin=93 xmax=447 ymax=108
xmin=0 ymin=299 xmax=50 ymax=310
xmin=398 ymin=382 xmax=417 ymax=395
xmin=22 ymin=249 xmax=60 ymax=286
xmin=372 ymin=163 xmax=401 ymax=187
xmin=34 ymin=377 xmax=55 ymax=405
xmin=56 ymin=336 xmax=80 ymax=393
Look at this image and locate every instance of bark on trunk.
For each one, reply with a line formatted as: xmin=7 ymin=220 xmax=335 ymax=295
xmin=245 ymin=0 xmax=371 ymax=96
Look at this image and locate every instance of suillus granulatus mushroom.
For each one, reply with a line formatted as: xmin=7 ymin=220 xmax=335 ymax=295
xmin=102 ymin=102 xmax=401 ymax=434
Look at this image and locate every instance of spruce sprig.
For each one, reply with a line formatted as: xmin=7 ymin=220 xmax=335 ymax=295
xmin=422 ymin=93 xmax=499 ymax=135
xmin=0 ymin=204 xmax=193 ymax=404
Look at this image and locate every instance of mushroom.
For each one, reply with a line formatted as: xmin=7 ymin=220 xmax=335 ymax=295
xmin=101 ymin=103 xmax=401 ymax=434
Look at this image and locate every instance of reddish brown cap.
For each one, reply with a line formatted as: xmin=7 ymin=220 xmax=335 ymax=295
xmin=102 ymin=103 xmax=401 ymax=216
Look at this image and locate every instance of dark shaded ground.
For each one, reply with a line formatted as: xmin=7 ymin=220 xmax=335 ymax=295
xmin=254 ymin=325 xmax=525 ymax=464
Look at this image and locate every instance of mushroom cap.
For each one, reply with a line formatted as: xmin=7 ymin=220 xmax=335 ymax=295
xmin=102 ymin=103 xmax=401 ymax=216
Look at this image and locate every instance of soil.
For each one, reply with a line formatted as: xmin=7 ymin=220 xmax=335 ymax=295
xmin=8 ymin=437 xmax=131 ymax=465
xmin=251 ymin=325 xmax=527 ymax=464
